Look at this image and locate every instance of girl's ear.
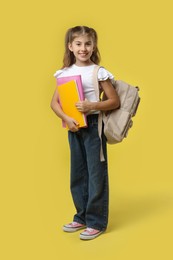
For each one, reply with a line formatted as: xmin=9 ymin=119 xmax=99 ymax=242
xmin=68 ymin=43 xmax=73 ymax=52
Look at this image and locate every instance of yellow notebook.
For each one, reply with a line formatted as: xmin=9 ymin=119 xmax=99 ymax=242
xmin=57 ymin=80 xmax=87 ymax=128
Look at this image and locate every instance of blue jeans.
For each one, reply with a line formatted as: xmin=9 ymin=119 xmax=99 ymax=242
xmin=68 ymin=114 xmax=109 ymax=231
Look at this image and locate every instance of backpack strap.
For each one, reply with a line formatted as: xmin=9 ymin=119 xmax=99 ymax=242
xmin=92 ymin=65 xmax=105 ymax=162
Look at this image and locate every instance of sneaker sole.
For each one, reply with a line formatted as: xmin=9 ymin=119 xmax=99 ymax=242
xmin=80 ymin=231 xmax=103 ymax=240
xmin=63 ymin=225 xmax=86 ymax=232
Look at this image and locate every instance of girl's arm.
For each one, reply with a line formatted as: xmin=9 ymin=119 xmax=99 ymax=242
xmin=50 ymin=89 xmax=79 ymax=132
xmin=76 ymin=79 xmax=120 ymax=113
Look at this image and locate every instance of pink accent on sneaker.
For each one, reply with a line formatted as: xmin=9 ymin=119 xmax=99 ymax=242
xmin=66 ymin=222 xmax=83 ymax=228
xmin=82 ymin=228 xmax=100 ymax=235
xmin=80 ymin=227 xmax=103 ymax=240
xmin=63 ymin=221 xmax=86 ymax=232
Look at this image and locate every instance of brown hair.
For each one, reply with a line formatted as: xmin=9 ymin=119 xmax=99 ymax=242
xmin=62 ymin=26 xmax=101 ymax=68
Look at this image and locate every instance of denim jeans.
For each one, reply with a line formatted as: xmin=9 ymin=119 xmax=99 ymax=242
xmin=68 ymin=114 xmax=109 ymax=231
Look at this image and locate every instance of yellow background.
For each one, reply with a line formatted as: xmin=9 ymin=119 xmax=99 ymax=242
xmin=1 ymin=0 xmax=173 ymax=259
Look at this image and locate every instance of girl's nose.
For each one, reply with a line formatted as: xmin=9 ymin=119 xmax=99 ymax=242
xmin=81 ymin=44 xmax=87 ymax=51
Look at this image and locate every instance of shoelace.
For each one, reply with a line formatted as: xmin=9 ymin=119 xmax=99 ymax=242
xmin=71 ymin=222 xmax=80 ymax=226
xmin=70 ymin=222 xmax=84 ymax=227
xmin=86 ymin=228 xmax=94 ymax=232
xmin=83 ymin=228 xmax=97 ymax=233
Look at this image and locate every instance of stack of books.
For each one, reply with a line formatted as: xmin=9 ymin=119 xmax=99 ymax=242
xmin=57 ymin=75 xmax=87 ymax=128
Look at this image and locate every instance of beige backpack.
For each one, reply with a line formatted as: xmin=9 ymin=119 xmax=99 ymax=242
xmin=93 ymin=66 xmax=140 ymax=160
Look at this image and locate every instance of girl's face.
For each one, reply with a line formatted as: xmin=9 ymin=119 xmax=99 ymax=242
xmin=68 ymin=34 xmax=95 ymax=66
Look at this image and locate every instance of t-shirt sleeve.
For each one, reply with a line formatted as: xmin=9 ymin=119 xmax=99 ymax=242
xmin=53 ymin=69 xmax=64 ymax=78
xmin=98 ymin=67 xmax=115 ymax=83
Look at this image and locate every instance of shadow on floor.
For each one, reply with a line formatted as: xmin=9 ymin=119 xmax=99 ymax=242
xmin=107 ymin=192 xmax=173 ymax=232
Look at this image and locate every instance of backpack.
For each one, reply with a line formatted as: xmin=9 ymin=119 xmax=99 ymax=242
xmin=92 ymin=65 xmax=140 ymax=159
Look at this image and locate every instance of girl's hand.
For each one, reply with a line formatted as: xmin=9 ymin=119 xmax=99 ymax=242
xmin=76 ymin=99 xmax=92 ymax=113
xmin=65 ymin=116 xmax=79 ymax=132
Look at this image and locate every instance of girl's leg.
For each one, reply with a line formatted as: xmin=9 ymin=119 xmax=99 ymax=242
xmin=83 ymin=115 xmax=109 ymax=231
xmin=68 ymin=131 xmax=88 ymax=225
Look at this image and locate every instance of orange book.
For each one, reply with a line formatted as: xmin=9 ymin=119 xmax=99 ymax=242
xmin=57 ymin=80 xmax=87 ymax=128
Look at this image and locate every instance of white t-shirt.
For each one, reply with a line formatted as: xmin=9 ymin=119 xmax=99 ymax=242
xmin=54 ymin=64 xmax=115 ymax=102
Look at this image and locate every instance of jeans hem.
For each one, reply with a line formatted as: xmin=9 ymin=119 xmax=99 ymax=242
xmin=73 ymin=217 xmax=86 ymax=226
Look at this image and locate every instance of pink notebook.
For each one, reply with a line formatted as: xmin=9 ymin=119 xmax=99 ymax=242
xmin=57 ymin=75 xmax=87 ymax=128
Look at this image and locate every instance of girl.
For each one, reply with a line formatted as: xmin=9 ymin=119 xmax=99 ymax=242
xmin=51 ymin=26 xmax=120 ymax=240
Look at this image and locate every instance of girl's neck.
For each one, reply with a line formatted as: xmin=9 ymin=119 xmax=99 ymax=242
xmin=74 ymin=60 xmax=94 ymax=67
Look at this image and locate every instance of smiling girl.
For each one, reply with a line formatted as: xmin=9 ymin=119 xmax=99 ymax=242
xmin=51 ymin=26 xmax=120 ymax=240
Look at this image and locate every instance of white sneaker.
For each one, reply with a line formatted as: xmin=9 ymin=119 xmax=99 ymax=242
xmin=79 ymin=227 xmax=103 ymax=240
xmin=63 ymin=221 xmax=86 ymax=232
